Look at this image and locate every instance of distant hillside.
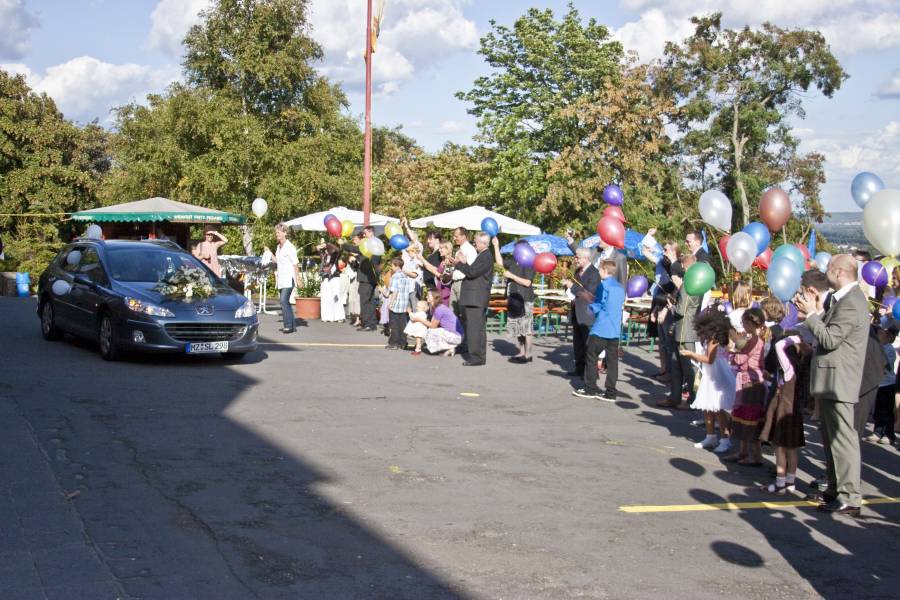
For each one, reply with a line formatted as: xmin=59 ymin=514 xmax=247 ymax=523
xmin=817 ymin=212 xmax=869 ymax=251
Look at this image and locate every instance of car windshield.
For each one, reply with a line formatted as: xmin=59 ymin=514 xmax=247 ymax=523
xmin=106 ymin=248 xmax=212 ymax=283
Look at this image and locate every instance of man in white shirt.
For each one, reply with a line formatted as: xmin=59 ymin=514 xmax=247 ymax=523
xmin=450 ymin=227 xmax=477 ymax=316
xmin=273 ymin=223 xmax=301 ymax=334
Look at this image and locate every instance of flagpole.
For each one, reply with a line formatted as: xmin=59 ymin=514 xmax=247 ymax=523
xmin=363 ymin=0 xmax=373 ymax=227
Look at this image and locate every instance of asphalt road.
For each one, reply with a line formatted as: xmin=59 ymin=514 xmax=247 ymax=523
xmin=1 ymin=296 xmax=898 ymax=599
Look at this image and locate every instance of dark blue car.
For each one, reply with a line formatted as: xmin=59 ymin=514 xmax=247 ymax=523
xmin=37 ymin=239 xmax=259 ymax=361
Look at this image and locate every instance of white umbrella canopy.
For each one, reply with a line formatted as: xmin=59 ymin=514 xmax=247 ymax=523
xmin=283 ymin=206 xmax=399 ymax=235
xmin=409 ymin=206 xmax=540 ymax=236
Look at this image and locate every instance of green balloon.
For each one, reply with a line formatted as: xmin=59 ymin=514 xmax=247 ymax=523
xmin=684 ymin=262 xmax=716 ymax=297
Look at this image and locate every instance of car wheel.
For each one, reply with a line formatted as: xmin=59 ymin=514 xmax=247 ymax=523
xmin=221 ymin=352 xmax=248 ymax=362
xmin=40 ymin=298 xmax=64 ymax=341
xmin=98 ymin=312 xmax=121 ymax=361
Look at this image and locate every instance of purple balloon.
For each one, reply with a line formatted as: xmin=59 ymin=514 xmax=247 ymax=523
xmin=513 ymin=242 xmax=536 ymax=268
xmin=603 ymin=184 xmax=624 ymax=206
xmin=884 ymin=295 xmax=898 ymax=312
xmin=862 ymin=260 xmax=888 ymax=288
xmin=626 ymin=275 xmax=649 ymax=298
xmin=721 ymin=300 xmax=733 ymax=315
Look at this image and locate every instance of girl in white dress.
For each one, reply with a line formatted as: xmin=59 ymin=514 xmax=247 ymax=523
xmin=680 ymin=308 xmax=736 ymax=451
xmin=404 ymin=300 xmax=430 ymax=355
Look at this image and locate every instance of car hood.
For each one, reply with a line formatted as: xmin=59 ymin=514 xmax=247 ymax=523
xmin=114 ymin=282 xmax=248 ymax=315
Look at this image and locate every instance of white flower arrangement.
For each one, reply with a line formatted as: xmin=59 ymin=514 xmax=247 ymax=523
xmin=154 ymin=267 xmax=215 ymax=301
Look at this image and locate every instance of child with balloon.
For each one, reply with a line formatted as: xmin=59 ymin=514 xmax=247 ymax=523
xmin=678 ymin=308 xmax=735 ymax=451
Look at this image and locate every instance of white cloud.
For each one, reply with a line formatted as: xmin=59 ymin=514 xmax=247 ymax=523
xmin=148 ymin=0 xmax=211 ymax=56
xmin=877 ymin=68 xmax=900 ymax=99
xmin=611 ymin=9 xmax=695 ymax=61
xmin=0 ymin=0 xmax=39 ymax=60
xmin=805 ymin=121 xmax=900 ymax=176
xmin=309 ymin=0 xmax=478 ymax=92
xmin=438 ymin=120 xmax=464 ymax=134
xmin=3 ymin=57 xmax=179 ymax=123
xmin=615 ymin=1 xmax=900 ymax=56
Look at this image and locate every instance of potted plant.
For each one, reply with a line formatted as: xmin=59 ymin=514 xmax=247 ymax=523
xmin=294 ymin=269 xmax=322 ymax=320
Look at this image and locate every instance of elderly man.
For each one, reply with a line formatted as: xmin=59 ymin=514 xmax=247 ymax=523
xmin=795 ymin=254 xmax=870 ymax=517
xmin=451 ymin=232 xmax=494 ymax=366
xmin=562 ymin=247 xmax=600 ymax=378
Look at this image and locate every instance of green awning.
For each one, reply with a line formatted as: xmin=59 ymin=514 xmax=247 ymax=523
xmin=70 ymin=197 xmax=246 ymax=225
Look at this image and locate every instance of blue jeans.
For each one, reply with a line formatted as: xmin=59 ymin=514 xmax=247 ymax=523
xmin=280 ymin=287 xmax=295 ymax=330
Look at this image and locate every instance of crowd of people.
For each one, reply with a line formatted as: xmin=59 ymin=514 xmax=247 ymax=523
xmin=269 ymin=220 xmax=896 ymax=515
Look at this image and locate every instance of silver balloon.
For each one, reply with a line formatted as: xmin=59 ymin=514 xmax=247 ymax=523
xmin=66 ymin=250 xmax=82 ymax=266
xmin=851 ymin=172 xmax=884 ymax=209
xmin=863 ymin=189 xmax=900 ymax=257
xmin=814 ymin=251 xmax=832 ymax=272
xmin=365 ymin=237 xmax=385 ymax=256
xmin=51 ymin=279 xmax=71 ymax=296
xmin=726 ymin=231 xmax=756 ymax=272
xmin=85 ymin=224 xmax=102 ymax=239
xmin=251 ymin=197 xmax=268 ymax=218
xmin=698 ymin=189 xmax=732 ymax=231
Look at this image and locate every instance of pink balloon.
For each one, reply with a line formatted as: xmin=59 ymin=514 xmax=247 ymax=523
xmin=596 ymin=216 xmax=625 ymax=248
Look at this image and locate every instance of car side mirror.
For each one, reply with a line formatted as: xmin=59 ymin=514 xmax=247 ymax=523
xmin=72 ymin=274 xmax=93 ymax=288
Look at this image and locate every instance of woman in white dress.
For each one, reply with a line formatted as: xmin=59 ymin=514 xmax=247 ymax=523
xmin=319 ymin=243 xmax=346 ymax=322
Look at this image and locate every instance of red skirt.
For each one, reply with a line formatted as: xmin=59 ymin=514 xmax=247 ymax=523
xmin=731 ymin=382 xmax=767 ymax=442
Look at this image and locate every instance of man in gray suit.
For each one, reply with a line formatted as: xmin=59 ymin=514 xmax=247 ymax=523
xmin=795 ymin=254 xmax=870 ymax=516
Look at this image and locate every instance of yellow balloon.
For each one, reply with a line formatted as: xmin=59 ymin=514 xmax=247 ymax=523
xmin=384 ymin=222 xmax=402 ymax=238
xmin=341 ymin=219 xmax=355 ymax=237
xmin=358 ymin=241 xmax=372 ymax=258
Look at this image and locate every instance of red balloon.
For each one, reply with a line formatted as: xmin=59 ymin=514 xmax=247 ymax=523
xmin=753 ymin=247 xmax=773 ymax=271
xmin=596 ymin=216 xmax=625 ymax=248
xmin=602 ymin=205 xmax=627 ymax=223
xmin=794 ymin=243 xmax=810 ymax=263
xmin=533 ymin=252 xmax=558 ymax=274
xmin=718 ymin=235 xmax=730 ymax=262
xmin=324 ymin=216 xmax=342 ymax=238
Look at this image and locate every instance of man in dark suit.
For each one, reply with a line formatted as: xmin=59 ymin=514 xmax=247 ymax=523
xmin=685 ymin=230 xmax=710 ymax=265
xmin=795 ymin=254 xmax=870 ymax=517
xmin=342 ymin=227 xmax=380 ymax=331
xmin=562 ymin=247 xmax=600 ymax=378
xmin=451 ymin=232 xmax=494 ymax=366
xmin=657 ymin=256 xmax=700 ymax=409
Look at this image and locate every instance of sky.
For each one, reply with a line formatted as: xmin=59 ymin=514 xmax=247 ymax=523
xmin=2 ymin=0 xmax=899 ymax=213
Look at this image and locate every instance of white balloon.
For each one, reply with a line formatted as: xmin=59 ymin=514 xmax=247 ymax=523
xmin=863 ymin=189 xmax=900 ymax=257
xmin=66 ymin=250 xmax=82 ymax=266
xmin=366 ymin=237 xmax=386 ymax=256
xmin=699 ymin=190 xmax=732 ymax=231
xmin=85 ymin=224 xmax=102 ymax=239
xmin=51 ymin=280 xmax=71 ymax=296
xmin=726 ymin=231 xmax=756 ymax=272
xmin=814 ymin=251 xmax=832 ymax=272
xmin=251 ymin=197 xmax=268 ymax=218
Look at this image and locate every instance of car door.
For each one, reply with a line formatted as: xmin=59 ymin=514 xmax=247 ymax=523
xmin=69 ymin=247 xmax=110 ymax=336
xmin=52 ymin=246 xmax=87 ymax=329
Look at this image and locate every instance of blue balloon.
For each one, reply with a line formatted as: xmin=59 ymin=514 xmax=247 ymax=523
xmin=481 ymin=217 xmax=499 ymax=237
xmin=772 ymin=244 xmax=805 ymax=269
xmin=814 ymin=251 xmax=831 ymax=272
xmin=389 ymin=234 xmax=410 ymax=250
xmin=767 ymin=256 xmax=802 ymax=302
xmin=742 ymin=222 xmax=771 ymax=256
xmin=851 ymin=171 xmax=884 ymax=209
xmin=893 ymin=299 xmax=900 ymax=321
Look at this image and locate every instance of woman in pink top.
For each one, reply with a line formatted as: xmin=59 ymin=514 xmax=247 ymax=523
xmin=193 ymin=227 xmax=228 ymax=277
xmin=727 ymin=307 xmax=769 ymax=466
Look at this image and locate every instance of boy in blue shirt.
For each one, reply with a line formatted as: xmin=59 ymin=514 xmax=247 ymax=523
xmin=573 ymin=260 xmax=626 ymax=401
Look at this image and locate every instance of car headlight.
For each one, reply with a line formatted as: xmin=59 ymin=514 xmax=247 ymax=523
xmin=234 ymin=298 xmax=256 ymax=318
xmin=125 ymin=297 xmax=175 ymax=317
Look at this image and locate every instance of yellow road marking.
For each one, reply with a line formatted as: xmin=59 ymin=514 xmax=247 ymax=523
xmin=459 ymin=392 xmax=480 ymax=397
xmin=619 ymin=496 xmax=900 ymax=513
xmin=258 ymin=342 xmax=384 ymax=348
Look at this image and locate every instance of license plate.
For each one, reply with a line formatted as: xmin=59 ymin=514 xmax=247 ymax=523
xmin=186 ymin=341 xmax=229 ymax=353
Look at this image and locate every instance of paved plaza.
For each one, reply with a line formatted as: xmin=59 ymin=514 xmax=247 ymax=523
xmin=1 ymin=296 xmax=898 ymax=599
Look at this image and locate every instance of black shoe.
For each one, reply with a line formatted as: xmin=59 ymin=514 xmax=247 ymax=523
xmin=281 ymin=328 xmax=296 ymax=334
xmin=817 ymin=500 xmax=861 ymax=517
xmin=509 ymin=356 xmax=532 ymax=364
xmin=572 ymin=388 xmax=601 ymax=399
xmin=805 ymin=490 xmax=837 ymax=504
xmin=462 ymin=360 xmax=484 ymax=366
xmin=601 ymin=391 xmax=617 ymax=402
xmin=364 ymin=326 xmax=377 ymax=331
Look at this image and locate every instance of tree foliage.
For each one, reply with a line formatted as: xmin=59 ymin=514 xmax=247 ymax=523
xmin=655 ymin=13 xmax=847 ymax=228
xmin=0 ymin=70 xmax=109 ymax=275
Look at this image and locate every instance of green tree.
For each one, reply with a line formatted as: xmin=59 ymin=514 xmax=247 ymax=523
xmin=457 ymin=5 xmax=623 ymax=225
xmin=655 ymin=13 xmax=846 ymax=227
xmin=0 ymin=70 xmax=110 ymax=275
